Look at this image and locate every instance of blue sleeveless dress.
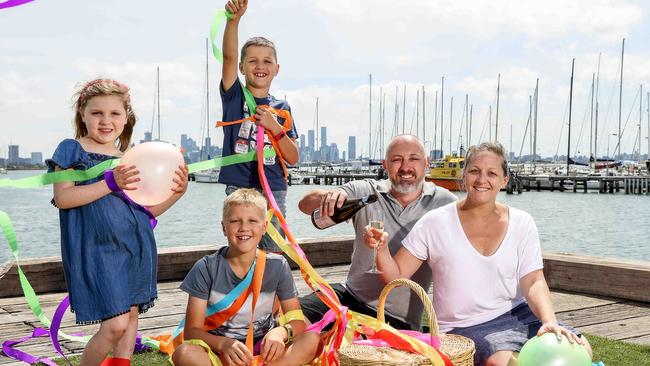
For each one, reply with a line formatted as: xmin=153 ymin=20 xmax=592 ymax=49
xmin=47 ymin=139 xmax=157 ymax=324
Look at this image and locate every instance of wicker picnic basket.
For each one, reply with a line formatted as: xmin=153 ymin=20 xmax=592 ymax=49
xmin=338 ymin=278 xmax=475 ymax=366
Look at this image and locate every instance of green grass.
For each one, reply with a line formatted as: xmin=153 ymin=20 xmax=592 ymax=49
xmin=38 ymin=333 xmax=650 ymax=366
xmin=585 ymin=334 xmax=650 ymax=366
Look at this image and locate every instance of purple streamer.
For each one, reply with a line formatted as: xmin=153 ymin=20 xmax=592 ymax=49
xmin=2 ymin=328 xmax=57 ymax=365
xmin=0 ymin=0 xmax=35 ymax=10
xmin=50 ymin=295 xmax=74 ymax=365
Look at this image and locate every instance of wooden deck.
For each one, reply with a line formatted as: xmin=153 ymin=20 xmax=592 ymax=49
xmin=1 ymin=263 xmax=650 ymax=365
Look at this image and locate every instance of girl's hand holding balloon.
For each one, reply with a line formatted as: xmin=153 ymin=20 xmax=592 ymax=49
xmin=171 ymin=165 xmax=189 ymax=194
xmin=537 ymin=322 xmax=584 ymax=345
xmin=112 ymin=165 xmax=140 ymax=191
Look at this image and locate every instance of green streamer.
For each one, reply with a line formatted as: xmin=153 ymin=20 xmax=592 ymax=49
xmin=0 ymin=210 xmax=91 ymax=344
xmin=187 ymin=149 xmax=275 ymax=174
xmin=207 ymin=9 xmax=257 ymax=115
xmin=209 ymin=10 xmax=233 ymax=63
xmin=0 ymin=159 xmax=119 ymax=189
xmin=0 ymin=150 xmax=275 ymax=189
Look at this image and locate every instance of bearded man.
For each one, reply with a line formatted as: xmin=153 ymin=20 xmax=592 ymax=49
xmin=297 ymin=134 xmax=457 ymax=330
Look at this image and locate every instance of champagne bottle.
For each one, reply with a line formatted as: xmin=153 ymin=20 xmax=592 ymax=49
xmin=311 ymin=193 xmax=379 ymax=230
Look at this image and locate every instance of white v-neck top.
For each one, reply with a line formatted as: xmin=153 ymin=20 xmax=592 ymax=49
xmin=402 ymin=202 xmax=543 ymax=332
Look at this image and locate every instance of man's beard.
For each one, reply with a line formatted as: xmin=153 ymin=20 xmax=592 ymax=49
xmin=391 ymin=177 xmax=424 ymax=194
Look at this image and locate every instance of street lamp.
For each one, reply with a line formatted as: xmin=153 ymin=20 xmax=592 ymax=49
xmin=607 ymin=133 xmax=617 ymax=175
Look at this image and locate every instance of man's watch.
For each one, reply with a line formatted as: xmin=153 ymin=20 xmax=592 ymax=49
xmin=282 ymin=323 xmax=294 ymax=345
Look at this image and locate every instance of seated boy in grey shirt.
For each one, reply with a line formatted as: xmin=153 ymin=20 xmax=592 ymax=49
xmin=171 ymin=188 xmax=320 ymax=366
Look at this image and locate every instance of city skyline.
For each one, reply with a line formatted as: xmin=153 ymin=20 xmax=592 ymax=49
xmin=2 ymin=1 xmax=650 ymax=161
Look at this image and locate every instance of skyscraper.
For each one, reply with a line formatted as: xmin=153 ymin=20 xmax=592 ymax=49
xmin=307 ymin=129 xmax=315 ymax=153
xmin=30 ymin=152 xmax=43 ymax=165
xmin=347 ymin=136 xmax=356 ymax=161
xmin=8 ymin=145 xmax=19 ymax=164
xmin=321 ymin=126 xmax=327 ymax=148
xmin=299 ymin=134 xmax=306 ymax=149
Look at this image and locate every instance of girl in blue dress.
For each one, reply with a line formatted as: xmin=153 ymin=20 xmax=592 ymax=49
xmin=47 ymin=78 xmax=188 ymax=366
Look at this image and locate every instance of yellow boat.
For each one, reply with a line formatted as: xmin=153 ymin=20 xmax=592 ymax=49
xmin=426 ymin=155 xmax=464 ymax=191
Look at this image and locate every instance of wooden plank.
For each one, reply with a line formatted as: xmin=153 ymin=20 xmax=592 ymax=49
xmin=578 ymin=315 xmax=650 ymax=341
xmin=544 ymin=251 xmax=650 ymax=303
xmin=551 ymin=291 xmax=619 ymax=313
xmin=0 ymin=237 xmax=355 ymax=298
xmin=557 ymin=302 xmax=650 ymax=328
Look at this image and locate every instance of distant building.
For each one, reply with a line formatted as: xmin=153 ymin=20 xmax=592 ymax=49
xmin=307 ymin=129 xmax=315 ymax=157
xmin=144 ymin=131 xmax=152 ymax=142
xmin=320 ymin=126 xmax=327 ymax=148
xmin=299 ymin=134 xmax=306 ymax=149
xmin=30 ymin=152 xmax=43 ymax=165
xmin=8 ymin=145 xmax=19 ymax=164
xmin=347 ymin=136 xmax=356 ymax=161
xmin=329 ymin=143 xmax=339 ymax=162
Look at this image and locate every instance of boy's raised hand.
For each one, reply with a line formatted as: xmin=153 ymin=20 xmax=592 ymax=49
xmin=225 ymin=0 xmax=248 ymax=20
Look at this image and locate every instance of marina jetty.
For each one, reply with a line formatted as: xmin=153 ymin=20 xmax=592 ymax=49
xmin=1 ymin=237 xmax=649 ymax=364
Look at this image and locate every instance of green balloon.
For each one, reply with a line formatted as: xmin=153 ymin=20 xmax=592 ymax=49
xmin=519 ymin=333 xmax=591 ymax=366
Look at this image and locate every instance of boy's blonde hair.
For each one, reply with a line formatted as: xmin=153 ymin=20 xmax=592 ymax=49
xmin=72 ymin=78 xmax=136 ymax=152
xmin=222 ymin=188 xmax=268 ymax=219
xmin=240 ymin=36 xmax=277 ymax=62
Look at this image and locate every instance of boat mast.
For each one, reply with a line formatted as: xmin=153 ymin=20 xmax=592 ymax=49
xmin=639 ymin=85 xmax=643 ymax=163
xmin=402 ymin=85 xmax=406 ymax=134
xmin=618 ymin=38 xmax=625 ymax=160
xmin=469 ymin=104 xmax=473 ymax=149
xmin=595 ymin=53 xmax=601 ymax=160
xmin=590 ymin=73 xmax=594 ymax=161
xmin=369 ymin=74 xmax=372 ymax=160
xmin=648 ymin=91 xmax=650 ymax=161
xmin=495 ymin=73 xmax=501 ymax=142
xmin=449 ymin=96 xmax=453 ymax=155
xmin=415 ymin=89 xmax=419 ymax=138
xmin=394 ymin=86 xmax=399 ymax=138
xmin=465 ymin=94 xmax=469 ymax=151
xmin=205 ymin=38 xmax=210 ymax=159
xmin=567 ymin=58 xmax=575 ymax=175
xmin=157 ymin=66 xmax=161 ymax=141
xmin=533 ymin=78 xmax=539 ymax=170
xmin=434 ymin=90 xmax=438 ymax=159
xmin=422 ymin=85 xmax=426 ymax=148
xmin=440 ymin=76 xmax=445 ymax=157
xmin=316 ymin=97 xmax=319 ymax=159
xmin=488 ymin=105 xmax=492 ymax=142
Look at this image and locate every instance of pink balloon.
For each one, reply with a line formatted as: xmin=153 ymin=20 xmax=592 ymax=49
xmin=119 ymin=141 xmax=184 ymax=206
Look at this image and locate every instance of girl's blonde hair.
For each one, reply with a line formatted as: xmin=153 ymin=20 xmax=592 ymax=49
xmin=73 ymin=78 xmax=136 ymax=152
xmin=222 ymin=188 xmax=268 ymax=219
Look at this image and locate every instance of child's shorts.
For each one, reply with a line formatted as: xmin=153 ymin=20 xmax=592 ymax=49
xmin=447 ymin=302 xmax=582 ymax=366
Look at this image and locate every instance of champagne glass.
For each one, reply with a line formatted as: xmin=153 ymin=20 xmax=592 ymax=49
xmin=366 ymin=208 xmax=384 ymax=274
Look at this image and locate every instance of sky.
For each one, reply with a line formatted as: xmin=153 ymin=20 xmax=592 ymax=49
xmin=1 ymin=0 xmax=650 ymax=161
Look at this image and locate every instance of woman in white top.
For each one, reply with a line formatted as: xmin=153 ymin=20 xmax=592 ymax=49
xmin=366 ymin=142 xmax=592 ymax=366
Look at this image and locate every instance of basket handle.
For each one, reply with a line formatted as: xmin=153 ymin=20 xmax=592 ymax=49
xmin=376 ymin=278 xmax=440 ymax=337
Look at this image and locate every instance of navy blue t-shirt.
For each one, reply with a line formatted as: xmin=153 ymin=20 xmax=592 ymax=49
xmin=218 ymin=80 xmax=297 ymax=191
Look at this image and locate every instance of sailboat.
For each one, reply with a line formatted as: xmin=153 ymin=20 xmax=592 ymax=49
xmin=195 ymin=38 xmax=220 ymax=183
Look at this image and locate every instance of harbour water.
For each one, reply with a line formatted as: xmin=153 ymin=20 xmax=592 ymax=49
xmin=1 ymin=170 xmax=649 ymax=264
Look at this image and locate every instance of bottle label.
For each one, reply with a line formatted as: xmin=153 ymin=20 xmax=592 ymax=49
xmin=311 ymin=209 xmax=336 ymax=230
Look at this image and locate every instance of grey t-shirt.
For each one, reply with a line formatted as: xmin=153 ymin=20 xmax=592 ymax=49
xmin=180 ymin=247 xmax=298 ymax=341
xmin=339 ymin=179 xmax=457 ymax=328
